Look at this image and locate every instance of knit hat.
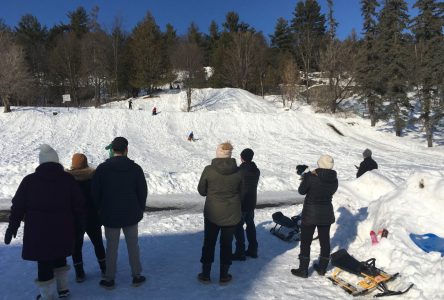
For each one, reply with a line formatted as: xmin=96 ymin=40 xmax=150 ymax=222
xmin=105 ymin=136 xmax=128 ymax=152
xmin=71 ymin=153 xmax=88 ymax=170
xmin=216 ymin=142 xmax=233 ymax=158
xmin=317 ymin=154 xmax=334 ymax=169
xmin=363 ymin=148 xmax=372 ymax=158
xmin=39 ymin=144 xmax=59 ymax=165
xmin=240 ymin=148 xmax=254 ymax=162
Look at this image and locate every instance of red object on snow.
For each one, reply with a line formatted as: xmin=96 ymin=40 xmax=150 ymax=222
xmin=370 ymin=230 xmax=379 ymax=245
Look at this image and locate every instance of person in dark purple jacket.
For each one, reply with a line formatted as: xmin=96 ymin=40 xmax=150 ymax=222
xmin=4 ymin=144 xmax=86 ymax=300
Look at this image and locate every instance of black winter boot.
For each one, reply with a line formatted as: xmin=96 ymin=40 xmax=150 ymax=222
xmin=314 ymin=256 xmax=329 ymax=276
xmin=197 ymin=263 xmax=211 ymax=283
xmin=291 ymin=256 xmax=310 ymax=278
xmin=74 ymin=263 xmax=85 ymax=283
xmin=219 ymin=264 xmax=232 ymax=284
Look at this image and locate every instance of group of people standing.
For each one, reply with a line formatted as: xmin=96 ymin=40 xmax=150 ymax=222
xmin=3 ymin=135 xmax=378 ymax=298
xmin=4 ymin=137 xmax=147 ymax=299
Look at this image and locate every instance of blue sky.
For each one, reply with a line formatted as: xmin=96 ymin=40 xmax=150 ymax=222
xmin=0 ymin=0 xmax=417 ymax=40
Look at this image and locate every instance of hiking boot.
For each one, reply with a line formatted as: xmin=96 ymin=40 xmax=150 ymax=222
xmin=197 ymin=263 xmax=211 ymax=283
xmin=132 ymin=275 xmax=146 ymax=287
xmin=99 ymin=279 xmax=115 ymax=290
xmin=58 ymin=289 xmax=70 ymax=298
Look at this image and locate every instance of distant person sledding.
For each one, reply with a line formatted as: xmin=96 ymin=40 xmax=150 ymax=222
xmin=152 ymin=106 xmax=157 ymax=116
xmin=356 ymin=149 xmax=378 ymax=178
xmin=188 ymin=131 xmax=195 ymax=142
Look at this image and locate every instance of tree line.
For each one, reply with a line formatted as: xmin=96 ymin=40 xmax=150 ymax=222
xmin=0 ymin=0 xmax=443 ymax=146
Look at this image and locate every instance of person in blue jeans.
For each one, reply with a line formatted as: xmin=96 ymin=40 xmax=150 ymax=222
xmin=232 ymin=148 xmax=260 ymax=260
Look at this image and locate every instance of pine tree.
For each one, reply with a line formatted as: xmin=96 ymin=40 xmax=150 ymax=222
xmin=15 ymin=14 xmax=48 ymax=105
xmin=67 ymin=6 xmax=90 ymax=37
xmin=411 ymin=0 xmax=444 ymax=146
xmin=376 ymin=0 xmax=411 ymax=136
xmin=291 ymin=0 xmax=326 ymax=102
xmin=356 ymin=0 xmax=383 ymax=126
xmin=270 ymin=17 xmax=293 ymax=52
xmin=223 ymin=11 xmax=240 ymax=33
xmin=129 ymin=12 xmax=168 ymax=92
xmin=327 ymin=0 xmax=338 ymax=39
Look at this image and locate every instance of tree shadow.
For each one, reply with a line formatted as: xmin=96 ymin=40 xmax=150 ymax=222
xmin=330 ymin=206 xmax=368 ymax=252
xmin=0 ymin=220 xmax=296 ymax=300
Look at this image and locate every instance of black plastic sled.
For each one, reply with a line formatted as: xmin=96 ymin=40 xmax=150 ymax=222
xmin=270 ymin=211 xmax=318 ymax=242
xmin=329 ymin=249 xmax=414 ymax=297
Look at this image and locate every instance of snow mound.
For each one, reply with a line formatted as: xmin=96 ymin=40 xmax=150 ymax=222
xmin=340 ymin=170 xmax=397 ymax=203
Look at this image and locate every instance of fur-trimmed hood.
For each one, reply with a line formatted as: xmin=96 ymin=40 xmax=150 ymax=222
xmin=66 ymin=167 xmax=95 ymax=181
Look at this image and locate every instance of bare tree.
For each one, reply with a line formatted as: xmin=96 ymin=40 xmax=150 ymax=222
xmin=220 ymin=31 xmax=263 ymax=90
xmin=49 ymin=32 xmax=82 ymax=106
xmin=0 ymin=31 xmax=33 ymax=112
xmin=171 ymin=40 xmax=204 ymax=112
xmin=280 ymin=54 xmax=300 ymax=109
xmin=319 ymin=35 xmax=358 ymax=113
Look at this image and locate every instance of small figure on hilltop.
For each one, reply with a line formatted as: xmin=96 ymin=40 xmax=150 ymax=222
xmin=291 ymin=154 xmax=338 ymax=279
xmin=66 ymin=153 xmax=106 ymax=283
xmin=232 ymin=148 xmax=261 ymax=261
xmin=152 ymin=106 xmax=157 ymax=116
xmin=356 ymin=148 xmax=378 ymax=178
xmin=4 ymin=144 xmax=86 ymax=299
xmin=188 ymin=131 xmax=195 ymax=142
xmin=128 ymin=99 xmax=133 ymax=110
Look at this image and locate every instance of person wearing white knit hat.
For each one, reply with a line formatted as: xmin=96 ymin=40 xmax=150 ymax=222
xmin=197 ymin=141 xmax=241 ymax=284
xmin=39 ymin=144 xmax=59 ymax=165
xmin=291 ymin=154 xmax=338 ymax=279
xmin=4 ymin=144 xmax=86 ymax=300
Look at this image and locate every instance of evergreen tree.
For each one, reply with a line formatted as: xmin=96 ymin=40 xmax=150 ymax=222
xmin=327 ymin=0 xmax=338 ymax=39
xmin=187 ymin=22 xmax=202 ymax=45
xmin=356 ymin=0 xmax=383 ymax=126
xmin=411 ymin=0 xmax=444 ymax=146
xmin=129 ymin=12 xmax=168 ymax=92
xmin=270 ymin=17 xmax=293 ymax=52
xmin=67 ymin=6 xmax=90 ymax=37
xmin=291 ymin=0 xmax=326 ymax=102
xmin=14 ymin=14 xmax=48 ymax=105
xmin=376 ymin=0 xmax=411 ymax=136
xmin=223 ymin=11 xmax=240 ymax=33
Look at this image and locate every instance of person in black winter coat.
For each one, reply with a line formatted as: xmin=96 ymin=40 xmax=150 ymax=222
xmin=232 ymin=148 xmax=260 ymax=261
xmin=4 ymin=144 xmax=86 ymax=300
xmin=356 ymin=148 xmax=378 ymax=178
xmin=92 ymin=137 xmax=148 ymax=289
xmin=67 ymin=153 xmax=106 ymax=282
xmin=291 ymin=154 xmax=338 ymax=278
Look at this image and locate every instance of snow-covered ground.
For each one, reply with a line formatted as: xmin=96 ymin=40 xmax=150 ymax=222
xmin=0 ymin=88 xmax=443 ymax=299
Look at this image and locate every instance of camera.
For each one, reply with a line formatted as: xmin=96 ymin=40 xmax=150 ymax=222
xmin=296 ymin=164 xmax=309 ymax=176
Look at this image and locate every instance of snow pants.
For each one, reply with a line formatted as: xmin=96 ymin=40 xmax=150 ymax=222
xmin=38 ymin=258 xmax=67 ymax=281
xmin=200 ymin=218 xmax=236 ymax=266
xmin=300 ymin=224 xmax=331 ymax=258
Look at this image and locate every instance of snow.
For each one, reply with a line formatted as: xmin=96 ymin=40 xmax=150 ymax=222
xmin=0 ymin=88 xmax=443 ymax=299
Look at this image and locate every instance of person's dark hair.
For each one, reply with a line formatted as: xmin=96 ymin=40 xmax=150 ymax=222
xmin=111 ymin=137 xmax=128 ymax=153
xmin=240 ymin=148 xmax=254 ymax=162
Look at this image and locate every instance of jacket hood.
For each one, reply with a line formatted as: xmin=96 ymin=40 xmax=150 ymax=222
xmin=211 ymin=158 xmax=238 ymax=175
xmin=35 ymin=162 xmax=65 ymax=179
xmin=105 ymin=156 xmax=135 ymax=172
xmin=66 ymin=167 xmax=95 ymax=181
xmin=240 ymin=161 xmax=259 ymax=172
xmin=315 ymin=168 xmax=337 ymax=183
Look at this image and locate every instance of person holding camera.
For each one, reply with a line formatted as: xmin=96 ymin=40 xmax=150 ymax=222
xmin=291 ymin=154 xmax=338 ymax=278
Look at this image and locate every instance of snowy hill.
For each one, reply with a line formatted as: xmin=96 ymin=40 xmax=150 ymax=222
xmin=0 ymin=88 xmax=443 ymax=299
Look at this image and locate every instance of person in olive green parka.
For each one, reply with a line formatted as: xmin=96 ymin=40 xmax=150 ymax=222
xmin=197 ymin=142 xmax=242 ymax=284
